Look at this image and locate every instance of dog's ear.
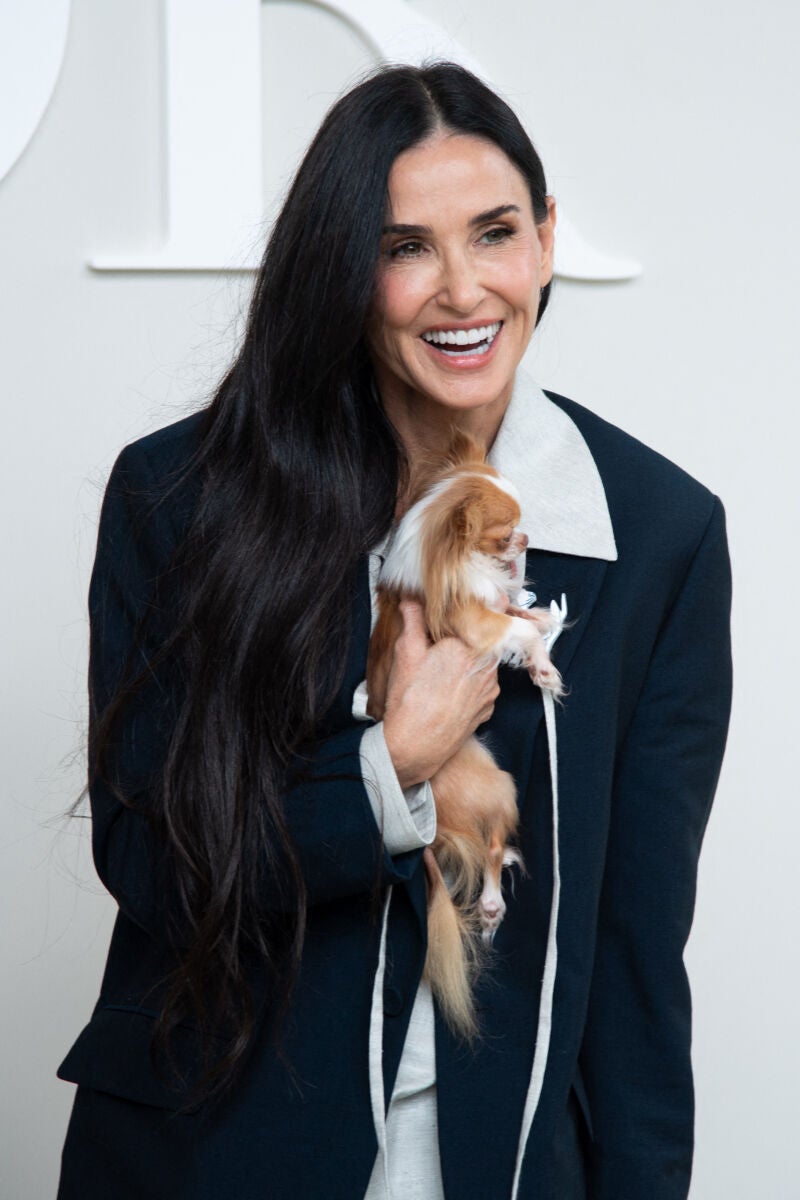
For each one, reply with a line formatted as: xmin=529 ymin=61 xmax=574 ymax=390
xmin=420 ymin=481 xmax=484 ymax=641
xmin=454 ymin=492 xmax=484 ymax=544
xmin=425 ymin=479 xmax=484 ymax=557
xmin=447 ymin=428 xmax=487 ymax=466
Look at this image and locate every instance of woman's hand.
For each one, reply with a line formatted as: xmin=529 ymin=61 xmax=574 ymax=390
xmin=382 ymin=599 xmax=500 ymax=789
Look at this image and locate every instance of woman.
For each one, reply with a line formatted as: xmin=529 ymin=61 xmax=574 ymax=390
xmin=57 ymin=63 xmax=732 ymax=1199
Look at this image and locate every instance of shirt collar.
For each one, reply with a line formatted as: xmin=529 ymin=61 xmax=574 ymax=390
xmin=488 ymin=369 xmax=618 ymax=561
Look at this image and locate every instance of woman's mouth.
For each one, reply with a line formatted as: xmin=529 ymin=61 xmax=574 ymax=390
xmin=420 ymin=321 xmax=503 ymax=361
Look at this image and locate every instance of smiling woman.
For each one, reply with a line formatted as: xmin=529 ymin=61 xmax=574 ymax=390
xmin=56 ymin=62 xmax=731 ymax=1200
xmin=370 ymin=134 xmax=556 ymax=456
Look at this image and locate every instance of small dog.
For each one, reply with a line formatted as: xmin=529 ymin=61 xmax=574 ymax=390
xmin=366 ymin=431 xmax=562 ymax=1037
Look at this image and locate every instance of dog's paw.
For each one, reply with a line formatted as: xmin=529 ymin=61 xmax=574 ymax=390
xmin=480 ymin=912 xmax=504 ymax=945
xmin=479 ymin=882 xmax=507 ymax=944
xmin=529 ymin=662 xmax=564 ymax=697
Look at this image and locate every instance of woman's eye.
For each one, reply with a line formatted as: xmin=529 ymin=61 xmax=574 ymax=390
xmin=481 ymin=226 xmax=513 ymax=245
xmin=390 ymin=240 xmax=425 ymax=259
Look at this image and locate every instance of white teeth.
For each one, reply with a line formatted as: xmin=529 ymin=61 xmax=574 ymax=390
xmin=421 ymin=321 xmax=502 ymax=349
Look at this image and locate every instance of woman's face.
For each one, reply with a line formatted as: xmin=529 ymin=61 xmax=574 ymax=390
xmin=368 ymin=131 xmax=555 ymax=437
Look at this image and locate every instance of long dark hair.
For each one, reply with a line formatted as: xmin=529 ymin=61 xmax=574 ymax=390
xmin=91 ymin=61 xmax=553 ymax=1101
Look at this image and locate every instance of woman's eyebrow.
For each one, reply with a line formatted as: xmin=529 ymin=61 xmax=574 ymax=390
xmin=382 ymin=222 xmax=432 ymax=236
xmin=381 ymin=204 xmax=521 ymax=237
xmin=469 ymin=203 xmax=520 ymax=226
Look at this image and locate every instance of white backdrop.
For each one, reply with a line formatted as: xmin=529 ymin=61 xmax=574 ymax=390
xmin=2 ymin=1 xmax=798 ymax=1196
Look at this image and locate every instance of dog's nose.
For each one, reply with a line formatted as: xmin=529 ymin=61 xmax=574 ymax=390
xmin=518 ymin=532 xmax=529 ymax=550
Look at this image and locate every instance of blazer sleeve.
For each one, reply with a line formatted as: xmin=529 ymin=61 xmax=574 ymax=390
xmin=87 ymin=439 xmax=421 ymax=942
xmin=579 ymin=495 xmax=733 ymax=1199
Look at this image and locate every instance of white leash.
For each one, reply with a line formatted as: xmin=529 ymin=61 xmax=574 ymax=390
xmin=510 ymin=682 xmax=562 ymax=1198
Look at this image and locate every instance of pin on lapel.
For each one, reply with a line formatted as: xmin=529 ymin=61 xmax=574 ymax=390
xmin=543 ymin=593 xmax=568 ymax=653
xmin=515 ymin=587 xmax=568 ymax=652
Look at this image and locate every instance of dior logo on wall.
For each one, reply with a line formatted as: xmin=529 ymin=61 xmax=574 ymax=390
xmin=1 ymin=0 xmax=640 ymax=281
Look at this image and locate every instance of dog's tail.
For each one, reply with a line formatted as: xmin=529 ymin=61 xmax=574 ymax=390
xmin=422 ymin=845 xmax=484 ymax=1040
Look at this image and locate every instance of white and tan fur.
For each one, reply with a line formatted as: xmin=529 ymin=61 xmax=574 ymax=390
xmin=366 ymin=432 xmax=562 ymax=1038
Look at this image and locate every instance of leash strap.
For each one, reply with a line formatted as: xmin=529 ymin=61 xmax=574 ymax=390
xmin=510 ymin=687 xmax=561 ymax=1198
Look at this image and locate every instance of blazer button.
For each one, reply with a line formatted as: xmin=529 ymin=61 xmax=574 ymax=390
xmin=384 ymin=985 xmax=404 ymax=1017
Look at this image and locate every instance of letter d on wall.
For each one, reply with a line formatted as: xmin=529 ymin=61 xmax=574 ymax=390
xmin=80 ymin=0 xmax=638 ymax=280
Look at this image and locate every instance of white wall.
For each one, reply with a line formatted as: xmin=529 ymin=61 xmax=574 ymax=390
xmin=2 ymin=1 xmax=797 ymax=1196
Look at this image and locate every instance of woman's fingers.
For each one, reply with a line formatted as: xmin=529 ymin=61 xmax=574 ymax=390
xmin=382 ymin=627 xmax=501 ymax=788
xmin=391 ymin=599 xmax=431 ymax=676
xmin=397 ymin=597 xmax=429 ymax=642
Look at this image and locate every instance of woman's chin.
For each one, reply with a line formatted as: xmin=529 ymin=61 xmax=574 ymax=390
xmin=420 ymin=361 xmax=517 ymax=414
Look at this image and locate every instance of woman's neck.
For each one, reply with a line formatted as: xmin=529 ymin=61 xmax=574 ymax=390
xmin=379 ymin=379 xmax=512 ymax=518
xmin=388 ymin=392 xmax=509 ymax=458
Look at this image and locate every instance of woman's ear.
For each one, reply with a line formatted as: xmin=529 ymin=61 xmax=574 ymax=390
xmin=538 ymin=195 xmax=557 ymax=287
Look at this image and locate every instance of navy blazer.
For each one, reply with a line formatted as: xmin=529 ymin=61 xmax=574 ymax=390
xmin=57 ymin=390 xmax=732 ymax=1200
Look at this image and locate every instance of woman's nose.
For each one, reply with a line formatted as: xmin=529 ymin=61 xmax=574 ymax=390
xmin=437 ymin=250 xmax=484 ymax=312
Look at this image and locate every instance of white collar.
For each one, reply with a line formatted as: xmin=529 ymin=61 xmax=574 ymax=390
xmin=488 ymin=369 xmax=618 ymax=562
